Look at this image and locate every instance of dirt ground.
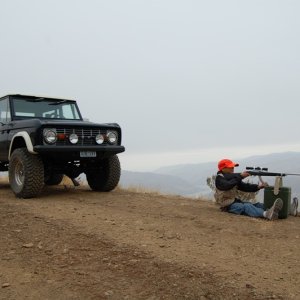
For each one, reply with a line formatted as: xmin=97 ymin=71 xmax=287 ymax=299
xmin=0 ymin=177 xmax=299 ymax=300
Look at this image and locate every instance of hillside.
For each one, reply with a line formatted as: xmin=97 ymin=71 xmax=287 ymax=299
xmin=0 ymin=177 xmax=299 ymax=299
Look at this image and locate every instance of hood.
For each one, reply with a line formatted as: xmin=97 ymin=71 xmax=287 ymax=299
xmin=11 ymin=118 xmax=121 ymax=129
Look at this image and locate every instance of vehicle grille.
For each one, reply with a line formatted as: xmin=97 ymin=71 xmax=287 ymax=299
xmin=55 ymin=128 xmax=108 ymax=146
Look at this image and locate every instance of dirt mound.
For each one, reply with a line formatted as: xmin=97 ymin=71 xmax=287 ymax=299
xmin=0 ymin=177 xmax=299 ymax=299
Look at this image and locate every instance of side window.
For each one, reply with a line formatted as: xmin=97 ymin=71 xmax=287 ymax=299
xmin=0 ymin=99 xmax=10 ymax=124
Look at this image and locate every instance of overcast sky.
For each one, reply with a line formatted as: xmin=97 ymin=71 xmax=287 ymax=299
xmin=1 ymin=0 xmax=300 ymax=171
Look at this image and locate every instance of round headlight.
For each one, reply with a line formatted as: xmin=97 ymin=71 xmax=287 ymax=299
xmin=44 ymin=129 xmax=57 ymax=144
xmin=69 ymin=133 xmax=79 ymax=144
xmin=107 ymin=131 xmax=117 ymax=144
xmin=95 ymin=134 xmax=105 ymax=145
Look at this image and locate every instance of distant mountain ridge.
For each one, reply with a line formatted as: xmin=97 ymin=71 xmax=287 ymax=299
xmin=120 ymin=170 xmax=200 ymax=196
xmin=120 ymin=152 xmax=300 ymax=198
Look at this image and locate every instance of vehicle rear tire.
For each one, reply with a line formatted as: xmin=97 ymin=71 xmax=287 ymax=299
xmin=86 ymin=155 xmax=121 ymax=192
xmin=9 ymin=148 xmax=44 ymax=198
xmin=45 ymin=173 xmax=64 ymax=185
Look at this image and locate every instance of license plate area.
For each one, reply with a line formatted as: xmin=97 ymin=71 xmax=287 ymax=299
xmin=80 ymin=151 xmax=97 ymax=158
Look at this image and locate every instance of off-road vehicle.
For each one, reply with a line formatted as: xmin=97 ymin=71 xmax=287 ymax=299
xmin=0 ymin=94 xmax=125 ymax=198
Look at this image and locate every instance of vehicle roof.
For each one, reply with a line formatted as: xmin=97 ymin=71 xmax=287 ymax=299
xmin=0 ymin=94 xmax=76 ymax=102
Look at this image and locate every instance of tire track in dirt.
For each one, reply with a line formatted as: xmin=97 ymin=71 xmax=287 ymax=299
xmin=0 ymin=200 xmax=256 ymax=300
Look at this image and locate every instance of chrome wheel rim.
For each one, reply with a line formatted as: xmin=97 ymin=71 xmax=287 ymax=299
xmin=15 ymin=160 xmax=25 ymax=186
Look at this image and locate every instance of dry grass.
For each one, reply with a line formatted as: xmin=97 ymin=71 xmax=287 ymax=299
xmin=0 ymin=175 xmax=8 ymax=183
xmin=118 ymin=184 xmax=174 ymax=196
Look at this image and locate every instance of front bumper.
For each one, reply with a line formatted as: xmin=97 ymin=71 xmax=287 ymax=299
xmin=34 ymin=145 xmax=125 ymax=155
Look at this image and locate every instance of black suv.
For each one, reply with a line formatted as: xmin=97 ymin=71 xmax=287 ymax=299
xmin=0 ymin=94 xmax=125 ymax=198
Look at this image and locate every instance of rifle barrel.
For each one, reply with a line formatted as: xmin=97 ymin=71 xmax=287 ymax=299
xmin=285 ymin=173 xmax=300 ymax=176
xmin=248 ymin=171 xmax=300 ymax=177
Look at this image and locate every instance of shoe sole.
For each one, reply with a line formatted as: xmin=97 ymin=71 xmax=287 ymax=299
xmin=268 ymin=198 xmax=283 ymax=220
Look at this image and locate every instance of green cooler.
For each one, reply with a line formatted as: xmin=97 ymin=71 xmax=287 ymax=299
xmin=264 ymin=186 xmax=291 ymax=219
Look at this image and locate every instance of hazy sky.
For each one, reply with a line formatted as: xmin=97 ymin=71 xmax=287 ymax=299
xmin=1 ymin=0 xmax=300 ymax=171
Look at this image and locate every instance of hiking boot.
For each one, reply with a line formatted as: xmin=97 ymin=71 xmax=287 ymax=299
xmin=265 ymin=198 xmax=283 ymax=220
xmin=290 ymin=197 xmax=299 ymax=217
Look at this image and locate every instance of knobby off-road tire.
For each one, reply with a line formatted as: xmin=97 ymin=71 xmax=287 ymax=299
xmin=86 ymin=155 xmax=121 ymax=192
xmin=45 ymin=173 xmax=64 ymax=185
xmin=9 ymin=148 xmax=44 ymax=198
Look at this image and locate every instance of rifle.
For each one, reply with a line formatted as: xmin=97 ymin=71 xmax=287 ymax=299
xmin=245 ymin=167 xmax=300 ymax=195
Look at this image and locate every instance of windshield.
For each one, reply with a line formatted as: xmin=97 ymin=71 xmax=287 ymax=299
xmin=12 ymin=98 xmax=82 ymax=120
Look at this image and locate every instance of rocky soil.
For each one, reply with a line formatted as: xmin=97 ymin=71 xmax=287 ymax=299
xmin=0 ymin=177 xmax=299 ymax=300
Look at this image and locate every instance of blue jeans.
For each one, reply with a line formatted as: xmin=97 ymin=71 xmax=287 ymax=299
xmin=227 ymin=200 xmax=265 ymax=218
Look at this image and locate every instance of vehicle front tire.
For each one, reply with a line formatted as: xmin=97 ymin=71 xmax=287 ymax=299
xmin=9 ymin=148 xmax=44 ymax=198
xmin=86 ymin=155 xmax=121 ymax=192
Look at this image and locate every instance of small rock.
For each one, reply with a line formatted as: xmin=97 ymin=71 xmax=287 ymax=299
xmin=2 ymin=283 xmax=10 ymax=288
xmin=129 ymin=259 xmax=139 ymax=264
xmin=104 ymin=290 xmax=113 ymax=296
xmin=47 ymin=280 xmax=55 ymax=284
xmin=22 ymin=243 xmax=34 ymax=248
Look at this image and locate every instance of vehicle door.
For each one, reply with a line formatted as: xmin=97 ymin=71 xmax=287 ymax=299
xmin=0 ymin=98 xmax=11 ymax=161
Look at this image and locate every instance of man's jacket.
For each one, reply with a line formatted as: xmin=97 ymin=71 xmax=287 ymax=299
xmin=214 ymin=172 xmax=260 ymax=207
